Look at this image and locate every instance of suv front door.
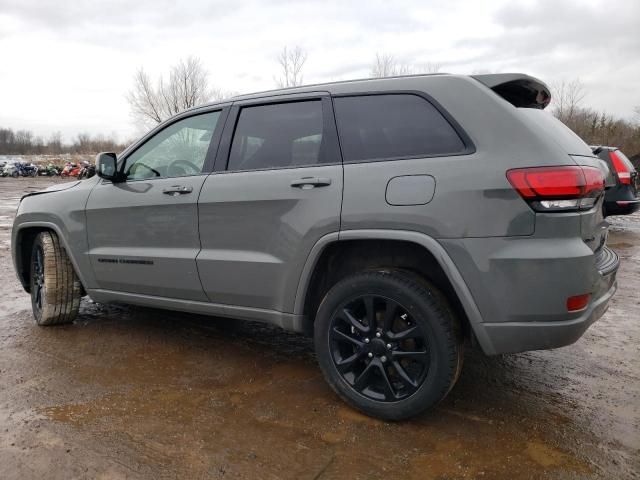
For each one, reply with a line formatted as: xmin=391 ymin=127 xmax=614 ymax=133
xmin=197 ymin=94 xmax=343 ymax=313
xmin=86 ymin=109 xmax=226 ymax=301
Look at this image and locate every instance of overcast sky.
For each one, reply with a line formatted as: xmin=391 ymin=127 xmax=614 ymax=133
xmin=0 ymin=0 xmax=638 ymax=143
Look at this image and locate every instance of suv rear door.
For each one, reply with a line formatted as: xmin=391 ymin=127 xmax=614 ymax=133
xmin=196 ymin=93 xmax=343 ymax=313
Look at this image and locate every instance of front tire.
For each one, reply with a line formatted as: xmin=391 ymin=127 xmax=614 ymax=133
xmin=314 ymin=270 xmax=463 ymax=420
xmin=30 ymin=231 xmax=81 ymax=326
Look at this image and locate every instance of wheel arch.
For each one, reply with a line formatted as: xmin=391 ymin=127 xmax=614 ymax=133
xmin=12 ymin=222 xmax=86 ymax=294
xmin=294 ymin=229 xmax=494 ymax=353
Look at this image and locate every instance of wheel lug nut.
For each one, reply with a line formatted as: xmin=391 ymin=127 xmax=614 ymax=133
xmin=368 ymin=352 xmax=373 ymax=358
xmin=386 ymin=343 xmax=392 ymax=349
xmin=381 ymin=356 xmax=387 ymax=363
xmin=375 ymin=332 xmax=381 ymax=338
xmin=364 ymin=338 xmax=370 ymax=343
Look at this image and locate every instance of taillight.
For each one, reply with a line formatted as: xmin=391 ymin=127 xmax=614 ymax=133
xmin=609 ymin=151 xmax=632 ymax=185
xmin=506 ymin=165 xmax=605 ymax=212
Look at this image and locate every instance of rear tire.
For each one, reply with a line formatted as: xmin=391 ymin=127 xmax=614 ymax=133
xmin=30 ymin=231 xmax=81 ymax=326
xmin=314 ymin=270 xmax=463 ymax=420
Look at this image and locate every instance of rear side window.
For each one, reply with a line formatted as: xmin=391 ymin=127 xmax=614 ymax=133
xmin=228 ymin=100 xmax=324 ymax=171
xmin=517 ymin=109 xmax=594 ymax=156
xmin=333 ymin=94 xmax=466 ymax=162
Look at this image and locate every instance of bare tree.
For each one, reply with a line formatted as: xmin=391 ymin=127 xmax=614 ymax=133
xmin=275 ymin=46 xmax=307 ymax=88
xmin=0 ymin=126 xmax=127 ymax=155
xmin=371 ymin=53 xmax=399 ymax=78
xmin=419 ymin=62 xmax=443 ymax=74
xmin=47 ymin=131 xmax=63 ymax=154
xmin=551 ymin=79 xmax=587 ymax=125
xmin=14 ymin=130 xmax=33 ymax=154
xmin=371 ymin=53 xmax=441 ymax=78
xmin=127 ymin=56 xmax=227 ymax=128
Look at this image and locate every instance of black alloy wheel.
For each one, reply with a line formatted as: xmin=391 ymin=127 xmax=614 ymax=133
xmin=329 ymin=294 xmax=430 ymax=402
xmin=314 ymin=270 xmax=463 ymax=420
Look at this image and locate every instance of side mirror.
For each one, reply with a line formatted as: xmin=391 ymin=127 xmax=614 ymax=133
xmin=96 ymin=152 xmax=125 ymax=182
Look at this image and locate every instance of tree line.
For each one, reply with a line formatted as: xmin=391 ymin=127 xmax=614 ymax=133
xmin=118 ymin=49 xmax=640 ymax=165
xmin=551 ymin=79 xmax=640 ymax=162
xmin=2 ymin=48 xmax=639 ymax=163
xmin=0 ymin=129 xmax=127 ymax=156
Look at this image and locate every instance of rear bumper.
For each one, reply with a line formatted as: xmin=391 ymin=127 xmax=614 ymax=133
xmin=475 ymin=275 xmax=616 ymax=354
xmin=440 ymin=237 xmax=620 ymax=355
xmin=604 ymin=199 xmax=640 ymax=216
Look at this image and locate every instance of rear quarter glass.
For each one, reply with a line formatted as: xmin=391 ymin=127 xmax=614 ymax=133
xmin=516 ymin=109 xmax=594 ymax=156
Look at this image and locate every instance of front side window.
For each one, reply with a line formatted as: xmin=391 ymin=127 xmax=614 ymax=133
xmin=228 ymin=100 xmax=324 ymax=171
xmin=333 ymin=94 xmax=465 ymax=162
xmin=125 ymin=111 xmax=221 ymax=180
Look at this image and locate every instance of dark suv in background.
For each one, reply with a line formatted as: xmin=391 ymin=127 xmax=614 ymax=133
xmin=592 ymin=146 xmax=639 ymax=216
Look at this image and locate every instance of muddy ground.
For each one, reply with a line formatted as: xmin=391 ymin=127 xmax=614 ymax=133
xmin=0 ymin=177 xmax=638 ymax=479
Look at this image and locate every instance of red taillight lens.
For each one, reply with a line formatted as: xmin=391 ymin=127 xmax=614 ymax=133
xmin=581 ymin=166 xmax=607 ymax=196
xmin=507 ymin=167 xmax=584 ymax=199
xmin=567 ymin=294 xmax=591 ymax=312
xmin=507 ymin=166 xmax=605 ymax=212
xmin=609 ymin=151 xmax=632 ymax=185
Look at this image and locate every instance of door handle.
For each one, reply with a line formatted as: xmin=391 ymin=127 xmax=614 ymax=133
xmin=290 ymin=177 xmax=332 ymax=189
xmin=162 ymin=185 xmax=193 ymax=195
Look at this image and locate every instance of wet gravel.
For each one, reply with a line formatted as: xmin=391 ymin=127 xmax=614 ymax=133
xmin=0 ymin=177 xmax=638 ymax=479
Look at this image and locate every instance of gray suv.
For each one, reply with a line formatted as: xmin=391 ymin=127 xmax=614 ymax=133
xmin=11 ymin=73 xmax=618 ymax=420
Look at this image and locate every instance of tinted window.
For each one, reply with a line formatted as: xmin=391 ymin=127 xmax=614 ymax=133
xmin=125 ymin=111 xmax=220 ymax=180
xmin=333 ymin=94 xmax=465 ymax=162
xmin=517 ymin=109 xmax=593 ymax=156
xmin=228 ymin=101 xmax=324 ymax=171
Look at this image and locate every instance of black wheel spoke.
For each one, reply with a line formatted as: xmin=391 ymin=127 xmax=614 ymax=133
xmin=331 ymin=327 xmax=364 ymax=348
xmin=388 ymin=325 xmax=420 ymax=341
xmin=392 ymin=361 xmax=419 ymax=389
xmin=376 ymin=363 xmax=398 ymax=400
xmin=382 ymin=301 xmax=398 ymax=332
xmin=35 ymin=285 xmax=42 ymax=308
xmin=391 ymin=349 xmax=429 ymax=363
xmin=353 ymin=360 xmax=375 ymax=391
xmin=342 ymin=308 xmax=368 ymax=333
xmin=32 ymin=247 xmax=45 ymax=311
xmin=363 ymin=296 xmax=376 ymax=331
xmin=335 ymin=350 xmax=365 ymax=372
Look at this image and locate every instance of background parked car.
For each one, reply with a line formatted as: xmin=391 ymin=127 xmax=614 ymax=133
xmin=2 ymin=162 xmax=19 ymax=177
xmin=78 ymin=161 xmax=96 ymax=179
xmin=592 ymin=146 xmax=639 ymax=216
xmin=18 ymin=163 xmax=39 ymax=177
xmin=60 ymin=162 xmax=81 ymax=177
xmin=38 ymin=164 xmax=62 ymax=176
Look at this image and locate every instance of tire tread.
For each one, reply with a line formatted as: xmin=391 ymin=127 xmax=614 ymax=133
xmin=31 ymin=231 xmax=81 ymax=326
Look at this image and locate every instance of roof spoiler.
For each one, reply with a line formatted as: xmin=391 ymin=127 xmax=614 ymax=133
xmin=472 ymin=73 xmax=551 ymax=109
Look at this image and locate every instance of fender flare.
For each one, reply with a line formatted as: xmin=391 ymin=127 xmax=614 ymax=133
xmin=293 ymin=229 xmax=495 ymax=353
xmin=12 ymin=221 xmax=90 ymax=292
